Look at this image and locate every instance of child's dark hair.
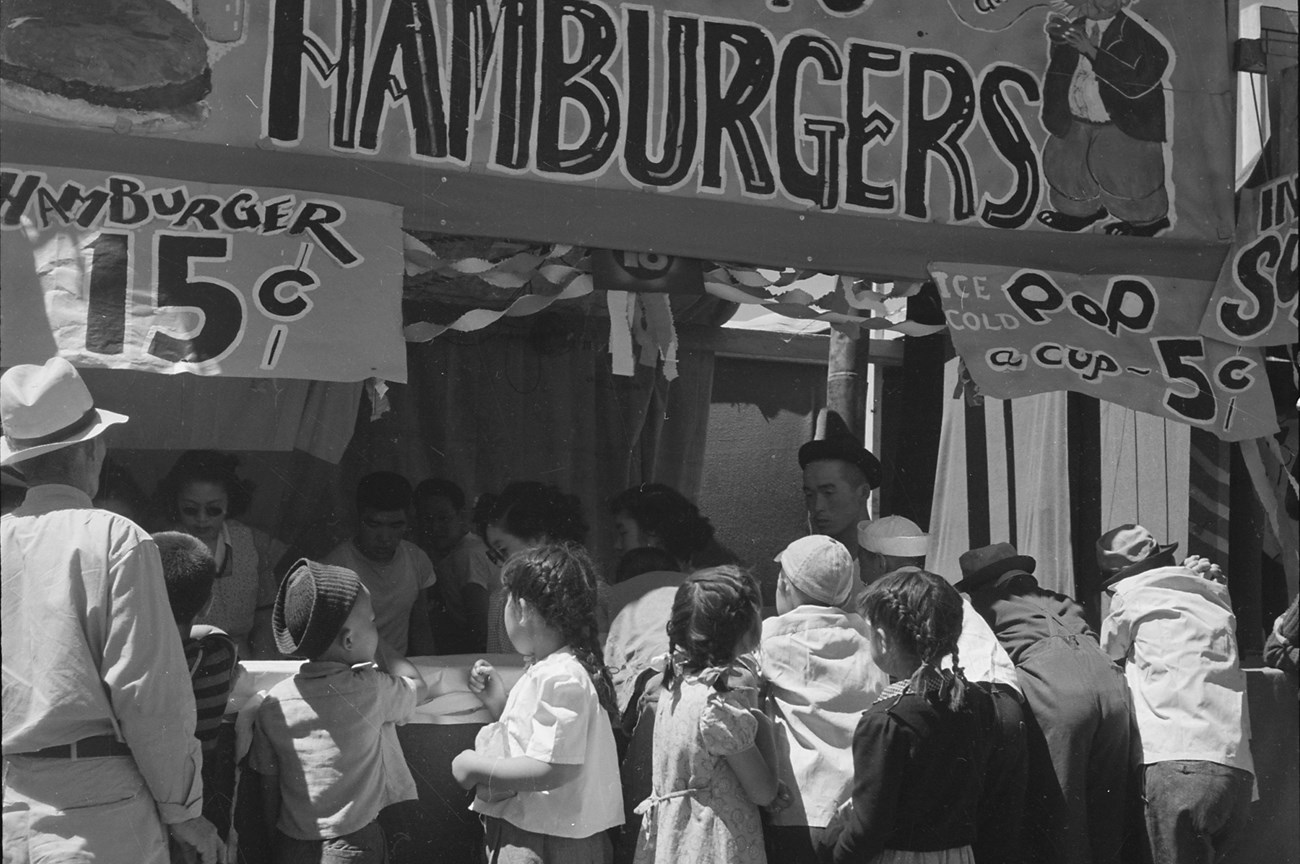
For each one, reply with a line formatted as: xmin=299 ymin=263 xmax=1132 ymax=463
xmin=501 ymin=543 xmax=616 ymax=716
xmin=154 ymin=531 xmax=218 ymax=628
xmin=416 ymin=477 xmax=466 ymax=511
xmin=664 ymin=566 xmax=761 ymax=687
xmin=615 ymin=546 xmax=680 ymax=584
xmin=157 ymin=450 xmax=254 ymax=521
xmin=488 ymin=481 xmax=588 ymax=545
xmin=610 ymin=483 xmax=714 ymax=564
xmin=861 ymin=567 xmax=969 ymax=711
xmin=356 ymin=471 xmax=413 ymax=513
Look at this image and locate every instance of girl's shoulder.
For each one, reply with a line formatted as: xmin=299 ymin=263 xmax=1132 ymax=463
xmin=520 ymin=649 xmax=599 ymax=699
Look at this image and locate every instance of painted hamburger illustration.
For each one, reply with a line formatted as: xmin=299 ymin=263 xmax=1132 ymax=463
xmin=1 ymin=0 xmax=212 ymax=132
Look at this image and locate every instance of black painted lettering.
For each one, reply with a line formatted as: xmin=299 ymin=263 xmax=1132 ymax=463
xmin=0 ymin=171 xmax=41 ymax=227
xmin=107 ymin=177 xmax=151 ymax=227
xmin=493 ymin=0 xmax=539 ymax=170
xmin=1103 ymin=278 xmax=1156 ymax=336
xmin=1004 ymin=270 xmax=1064 ymax=324
xmin=701 ymin=21 xmax=776 ymax=195
xmin=449 ymin=0 xmax=499 ymax=163
xmin=978 ymin=65 xmax=1039 ymax=228
xmin=844 ymin=42 xmax=899 ymax=211
xmin=904 ymin=51 xmax=976 ymax=221
xmin=623 ymin=10 xmax=700 ymax=188
xmin=86 ymin=232 xmax=130 ymax=355
xmin=221 ymin=192 xmax=263 ymax=231
xmin=149 ymin=234 xmax=243 ymax=364
xmin=537 ymin=0 xmax=621 ymax=175
xmin=288 ymin=201 xmax=360 ymax=266
xmin=172 ymin=196 xmax=223 ymax=231
xmin=358 ymin=0 xmax=448 ymax=158
xmin=775 ymin=34 xmax=844 ymax=209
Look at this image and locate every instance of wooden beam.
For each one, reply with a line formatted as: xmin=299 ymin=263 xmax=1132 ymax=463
xmin=677 ymin=325 xmax=903 ymax=366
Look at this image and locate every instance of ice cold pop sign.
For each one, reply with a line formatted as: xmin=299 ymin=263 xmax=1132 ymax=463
xmin=0 ymin=166 xmax=406 ymax=382
xmin=930 ymin=262 xmax=1278 ymax=441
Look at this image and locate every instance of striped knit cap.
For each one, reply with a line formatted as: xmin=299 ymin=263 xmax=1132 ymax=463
xmin=273 ymin=558 xmax=362 ymax=659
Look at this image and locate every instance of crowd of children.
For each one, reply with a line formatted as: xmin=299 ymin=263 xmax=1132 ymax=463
xmin=150 ymin=522 xmax=1259 ymax=864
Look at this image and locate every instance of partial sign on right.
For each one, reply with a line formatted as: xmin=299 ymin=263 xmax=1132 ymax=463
xmin=1199 ymin=173 xmax=1298 ymax=348
xmin=930 ymin=261 xmax=1278 ymax=442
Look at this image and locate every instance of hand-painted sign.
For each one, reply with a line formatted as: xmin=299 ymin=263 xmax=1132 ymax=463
xmin=0 ymin=165 xmax=406 ymax=382
xmin=0 ymin=0 xmax=1235 ymax=246
xmin=929 ymin=262 xmax=1277 ymax=441
xmin=1199 ymin=173 xmax=1298 ymax=347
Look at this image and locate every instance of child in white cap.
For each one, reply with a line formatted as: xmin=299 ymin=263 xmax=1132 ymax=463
xmin=760 ymin=535 xmax=889 ymax=864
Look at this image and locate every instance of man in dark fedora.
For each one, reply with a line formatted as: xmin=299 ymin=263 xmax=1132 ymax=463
xmin=2 ymin=358 xmax=225 ymax=864
xmin=1098 ymin=525 xmax=1255 ymax=864
xmin=958 ymin=542 xmax=1131 ymax=864
xmin=799 ymin=432 xmax=882 ymax=575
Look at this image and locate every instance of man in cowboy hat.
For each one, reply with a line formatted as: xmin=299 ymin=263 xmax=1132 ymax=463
xmin=958 ymin=542 xmax=1131 ymax=864
xmin=799 ymin=432 xmax=882 ymax=574
xmin=2 ymin=358 xmax=225 ymax=864
xmin=1097 ymin=525 xmax=1255 ymax=864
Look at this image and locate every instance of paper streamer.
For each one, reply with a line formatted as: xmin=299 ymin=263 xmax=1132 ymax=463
xmin=607 ymin=290 xmax=637 ymax=377
xmin=637 ymin=293 xmax=680 ymax=381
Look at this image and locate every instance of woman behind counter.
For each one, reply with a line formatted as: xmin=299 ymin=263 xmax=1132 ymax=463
xmin=155 ymin=450 xmax=286 ymax=659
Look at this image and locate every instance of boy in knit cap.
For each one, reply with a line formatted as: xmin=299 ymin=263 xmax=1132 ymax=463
xmin=250 ymin=559 xmax=430 ymax=863
xmin=761 ymin=535 xmax=889 ymax=864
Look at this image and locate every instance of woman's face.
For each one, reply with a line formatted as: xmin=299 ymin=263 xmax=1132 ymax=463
xmin=177 ymin=480 xmax=228 ymax=544
xmin=612 ymin=512 xmax=657 ymax=556
xmin=485 ymin=522 xmax=540 ymax=563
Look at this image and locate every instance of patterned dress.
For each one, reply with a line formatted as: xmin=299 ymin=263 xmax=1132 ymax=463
xmin=633 ymin=669 xmax=766 ymax=864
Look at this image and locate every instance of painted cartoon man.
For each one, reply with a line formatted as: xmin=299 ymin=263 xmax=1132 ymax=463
xmin=1038 ymin=0 xmax=1172 ymax=237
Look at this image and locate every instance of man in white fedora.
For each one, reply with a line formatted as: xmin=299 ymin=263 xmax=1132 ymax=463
xmin=2 ymin=357 xmax=225 ymax=864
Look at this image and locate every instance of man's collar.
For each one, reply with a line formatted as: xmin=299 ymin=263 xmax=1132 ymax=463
xmin=17 ymin=483 xmax=94 ymax=510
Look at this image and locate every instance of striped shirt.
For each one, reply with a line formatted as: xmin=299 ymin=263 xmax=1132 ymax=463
xmin=184 ymin=626 xmax=239 ymax=758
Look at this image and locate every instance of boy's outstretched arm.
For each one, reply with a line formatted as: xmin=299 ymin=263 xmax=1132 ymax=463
xmin=376 ymin=639 xmax=430 ymax=704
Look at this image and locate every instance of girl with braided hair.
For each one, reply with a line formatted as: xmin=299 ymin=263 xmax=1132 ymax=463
xmin=821 ymin=567 xmax=994 ymax=864
xmin=634 ymin=566 xmax=785 ymax=864
xmin=452 ymin=543 xmax=623 ymax=864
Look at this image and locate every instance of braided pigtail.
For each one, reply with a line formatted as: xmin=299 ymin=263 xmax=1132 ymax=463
xmin=501 ymin=542 xmax=616 ymax=717
xmin=863 ymin=567 xmax=967 ymax=711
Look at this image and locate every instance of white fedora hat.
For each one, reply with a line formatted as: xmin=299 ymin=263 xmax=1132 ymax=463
xmin=1 ymin=358 xmax=127 ymax=466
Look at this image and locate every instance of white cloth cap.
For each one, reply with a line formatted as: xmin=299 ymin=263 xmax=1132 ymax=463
xmin=775 ymin=535 xmax=855 ymax=607
xmin=859 ymin=516 xmax=929 ymax=558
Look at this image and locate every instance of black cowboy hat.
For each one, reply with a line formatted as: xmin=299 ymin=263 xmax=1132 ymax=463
xmin=798 ymin=433 xmax=882 ymax=490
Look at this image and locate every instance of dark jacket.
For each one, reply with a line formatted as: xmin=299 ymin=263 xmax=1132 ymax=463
xmin=823 ymin=677 xmax=993 ymax=863
xmin=1042 ymin=11 xmax=1169 ymax=142
xmin=965 ymin=571 xmax=1097 ymax=665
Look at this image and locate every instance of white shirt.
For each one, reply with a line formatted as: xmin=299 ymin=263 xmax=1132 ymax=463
xmin=1101 ymin=566 xmax=1254 ymax=773
xmin=471 ymin=649 xmax=624 ymax=838
xmin=604 ymin=571 xmax=685 ymax=713
xmin=1067 ymin=17 xmax=1113 ymax=122
xmin=2 ymin=484 xmax=204 ymax=823
xmin=950 ymin=596 xmax=1021 ymax=691
xmin=761 ymin=605 xmax=889 ymax=827
xmin=323 ymin=539 xmax=435 ymax=654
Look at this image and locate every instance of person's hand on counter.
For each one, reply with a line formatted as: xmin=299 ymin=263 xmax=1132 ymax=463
xmin=468 ymin=658 xmax=507 ymax=719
